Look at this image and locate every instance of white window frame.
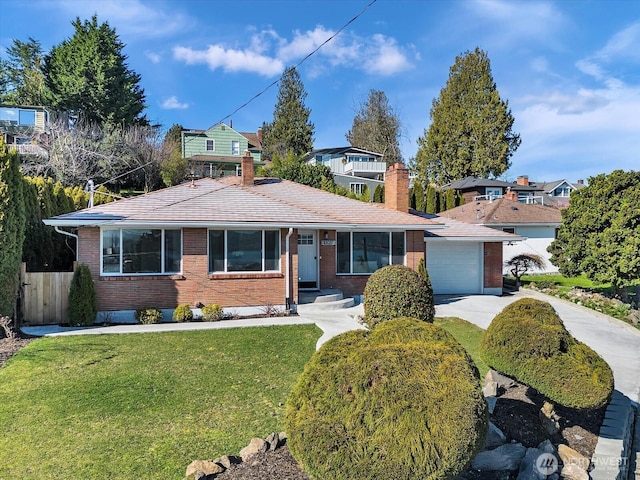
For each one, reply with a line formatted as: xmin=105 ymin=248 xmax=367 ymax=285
xmin=350 ymin=183 xmax=365 ymax=195
xmin=485 ymin=187 xmax=502 ymax=199
xmin=336 ymin=231 xmax=405 ymax=275
xmin=206 ymin=139 xmax=215 ymax=151
xmin=208 ymin=229 xmax=281 ymax=273
xmin=231 ymin=140 xmax=240 ymax=155
xmin=100 ymin=228 xmax=182 ymax=276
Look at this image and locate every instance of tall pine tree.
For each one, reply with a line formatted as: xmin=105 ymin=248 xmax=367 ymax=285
xmin=346 ymin=89 xmax=402 ymax=166
xmin=0 ymin=37 xmax=48 ymax=106
xmin=262 ymin=67 xmax=314 ymax=161
xmin=416 ymin=48 xmax=520 ymax=185
xmin=44 ymin=15 xmax=147 ymax=127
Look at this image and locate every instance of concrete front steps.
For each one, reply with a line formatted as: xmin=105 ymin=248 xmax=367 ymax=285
xmin=297 ymin=289 xmax=356 ymax=314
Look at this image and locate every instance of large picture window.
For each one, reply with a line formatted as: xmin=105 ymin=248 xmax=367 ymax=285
xmin=209 ymin=229 xmax=280 ymax=272
xmin=102 ymin=229 xmax=182 ymax=275
xmin=337 ymin=231 xmax=405 ymax=274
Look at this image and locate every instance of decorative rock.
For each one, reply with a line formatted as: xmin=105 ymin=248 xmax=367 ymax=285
xmin=517 ymin=447 xmax=550 ymax=480
xmin=213 ymin=455 xmax=241 ymax=469
xmin=537 ymin=439 xmax=556 ymax=454
xmin=557 ymin=444 xmax=590 ymax=471
xmin=265 ymin=432 xmax=282 ymax=451
xmin=560 ymin=463 xmax=589 ymax=480
xmin=485 ymin=421 xmax=507 ymax=449
xmin=483 ymin=381 xmax=499 ymax=397
xmin=627 ymin=309 xmax=640 ymax=326
xmin=486 ymin=395 xmax=498 ymax=414
xmin=485 ymin=369 xmax=517 ymax=390
xmin=539 ymin=401 xmax=560 ymax=435
xmin=185 ymin=460 xmax=225 ymax=478
xmin=472 ymin=442 xmax=527 ymax=471
xmin=240 ymin=437 xmax=268 ymax=461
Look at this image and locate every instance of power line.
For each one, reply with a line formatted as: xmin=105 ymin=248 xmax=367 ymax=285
xmin=191 ymin=0 xmax=377 ymax=137
xmin=95 ymin=0 xmax=377 ymax=191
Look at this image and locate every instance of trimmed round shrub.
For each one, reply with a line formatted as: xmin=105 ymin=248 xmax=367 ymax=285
xmin=201 ymin=303 xmax=223 ymax=322
xmin=480 ymin=298 xmax=613 ymax=409
xmin=286 ymin=318 xmax=487 ymax=480
xmin=364 ymin=265 xmax=435 ymax=328
xmin=172 ymin=304 xmax=193 ymax=322
xmin=134 ymin=307 xmax=163 ymax=325
xmin=67 ymin=264 xmax=97 ymax=326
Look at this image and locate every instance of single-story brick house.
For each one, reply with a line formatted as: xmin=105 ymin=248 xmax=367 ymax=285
xmin=44 ymin=154 xmax=520 ymax=319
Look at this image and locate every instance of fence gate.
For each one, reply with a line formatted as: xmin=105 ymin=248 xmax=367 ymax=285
xmin=20 ymin=263 xmax=74 ymax=325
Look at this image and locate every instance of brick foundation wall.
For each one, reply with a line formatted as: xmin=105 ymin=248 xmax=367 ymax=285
xmin=78 ymin=227 xmax=292 ymax=311
xmin=483 ymin=242 xmax=503 ymax=288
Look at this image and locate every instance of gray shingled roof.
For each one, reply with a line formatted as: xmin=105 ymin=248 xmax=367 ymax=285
xmin=439 ymin=198 xmax=562 ymax=225
xmin=414 ymin=210 xmax=524 ymax=241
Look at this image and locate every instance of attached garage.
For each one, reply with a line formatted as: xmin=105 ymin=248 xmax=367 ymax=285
xmin=426 ymin=242 xmax=483 ymax=294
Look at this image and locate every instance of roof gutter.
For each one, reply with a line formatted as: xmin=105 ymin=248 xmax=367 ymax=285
xmin=54 ymin=226 xmax=79 ymax=261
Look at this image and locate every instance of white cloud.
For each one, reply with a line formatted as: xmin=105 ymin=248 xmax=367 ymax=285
xmin=51 ymin=0 xmax=195 ymax=39
xmin=173 ymin=45 xmax=284 ymax=77
xmin=173 ymin=25 xmax=413 ymax=78
xmin=594 ymin=22 xmax=640 ymax=63
xmin=161 ymin=96 xmax=189 ymax=110
xmin=145 ymin=51 xmax=161 ymax=64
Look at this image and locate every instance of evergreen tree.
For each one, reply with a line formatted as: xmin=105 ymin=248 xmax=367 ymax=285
xmin=262 ymin=150 xmax=334 ymax=190
xmin=373 ymin=185 xmax=384 ymax=203
xmin=262 ymin=67 xmax=314 ymax=161
xmin=0 ymin=37 xmax=48 ymax=105
xmin=413 ymin=180 xmax=425 ymax=212
xmin=548 ymin=170 xmax=640 ymax=295
xmin=0 ymin=140 xmax=26 ymax=317
xmin=44 ymin=15 xmax=147 ymax=126
xmin=416 ymin=48 xmax=520 ymax=185
xmin=346 ymin=89 xmax=402 ymax=166
xmin=67 ymin=264 xmax=97 ymax=326
xmin=425 ymin=184 xmax=437 ymax=214
xmin=160 ymin=124 xmax=187 ymax=186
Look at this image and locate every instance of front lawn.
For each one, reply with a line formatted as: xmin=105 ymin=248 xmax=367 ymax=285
xmin=0 ymin=325 xmax=321 ymax=480
xmin=435 ymin=316 xmax=489 ymax=377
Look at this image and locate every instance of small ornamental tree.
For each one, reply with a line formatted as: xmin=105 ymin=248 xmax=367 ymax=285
xmin=286 ymin=318 xmax=487 ymax=480
xmin=480 ymin=298 xmax=613 ymax=409
xmin=505 ymin=253 xmax=546 ymax=288
xmin=364 ymin=265 xmax=435 ymax=328
xmin=67 ymin=264 xmax=97 ymax=326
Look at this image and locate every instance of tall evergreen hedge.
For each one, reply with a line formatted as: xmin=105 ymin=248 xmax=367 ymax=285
xmin=0 ymin=140 xmax=26 ymax=317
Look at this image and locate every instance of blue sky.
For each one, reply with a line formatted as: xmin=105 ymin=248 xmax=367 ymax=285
xmin=1 ymin=0 xmax=639 ymax=183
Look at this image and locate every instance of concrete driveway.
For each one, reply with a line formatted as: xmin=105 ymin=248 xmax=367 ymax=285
xmin=435 ymin=289 xmax=640 ymax=405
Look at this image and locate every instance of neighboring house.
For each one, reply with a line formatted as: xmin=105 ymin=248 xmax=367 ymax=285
xmin=44 ymin=156 xmax=520 ymax=321
xmin=438 ymin=191 xmax=562 ymax=273
xmin=181 ymin=122 xmax=264 ymax=178
xmin=302 ymin=147 xmax=387 ymax=200
xmin=0 ymin=105 xmax=49 ymax=157
xmin=444 ymin=175 xmax=584 ymax=208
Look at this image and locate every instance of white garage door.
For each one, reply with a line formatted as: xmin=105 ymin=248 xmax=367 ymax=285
xmin=426 ymin=243 xmax=482 ymax=294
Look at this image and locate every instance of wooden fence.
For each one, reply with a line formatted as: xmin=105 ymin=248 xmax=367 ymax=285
xmin=20 ymin=263 xmax=74 ymax=325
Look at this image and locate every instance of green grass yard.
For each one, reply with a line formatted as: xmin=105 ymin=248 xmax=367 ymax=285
xmin=0 ymin=317 xmax=486 ymax=479
xmin=0 ymin=325 xmax=320 ymax=480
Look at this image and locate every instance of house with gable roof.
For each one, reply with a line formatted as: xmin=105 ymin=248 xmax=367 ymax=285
xmin=44 ymin=154 xmax=521 ymax=322
xmin=439 ymin=190 xmax=562 ymax=273
xmin=181 ymin=122 xmax=265 ymax=178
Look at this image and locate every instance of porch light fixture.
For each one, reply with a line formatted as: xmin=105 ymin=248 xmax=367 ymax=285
xmin=324 ymin=231 xmax=329 ymax=240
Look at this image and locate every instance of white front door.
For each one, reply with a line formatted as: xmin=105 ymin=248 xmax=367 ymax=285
xmin=298 ymin=230 xmax=318 ymax=289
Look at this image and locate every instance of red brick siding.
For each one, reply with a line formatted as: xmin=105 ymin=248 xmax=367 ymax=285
xmin=79 ymin=227 xmax=289 ymax=311
xmin=318 ymin=230 xmax=425 ymax=297
xmin=483 ymin=242 xmax=503 ymax=288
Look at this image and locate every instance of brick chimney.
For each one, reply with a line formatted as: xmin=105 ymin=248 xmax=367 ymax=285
xmin=577 ymin=179 xmax=584 ymax=185
xmin=516 ymin=175 xmax=529 ymax=186
xmin=241 ymin=151 xmax=255 ymax=186
xmin=385 ymin=162 xmax=409 ymax=212
xmin=257 ymin=128 xmax=263 ymax=145
xmin=504 ymin=187 xmax=519 ymax=201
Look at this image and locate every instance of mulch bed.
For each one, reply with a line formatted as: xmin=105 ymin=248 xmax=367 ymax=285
xmin=0 ymin=336 xmax=605 ymax=480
